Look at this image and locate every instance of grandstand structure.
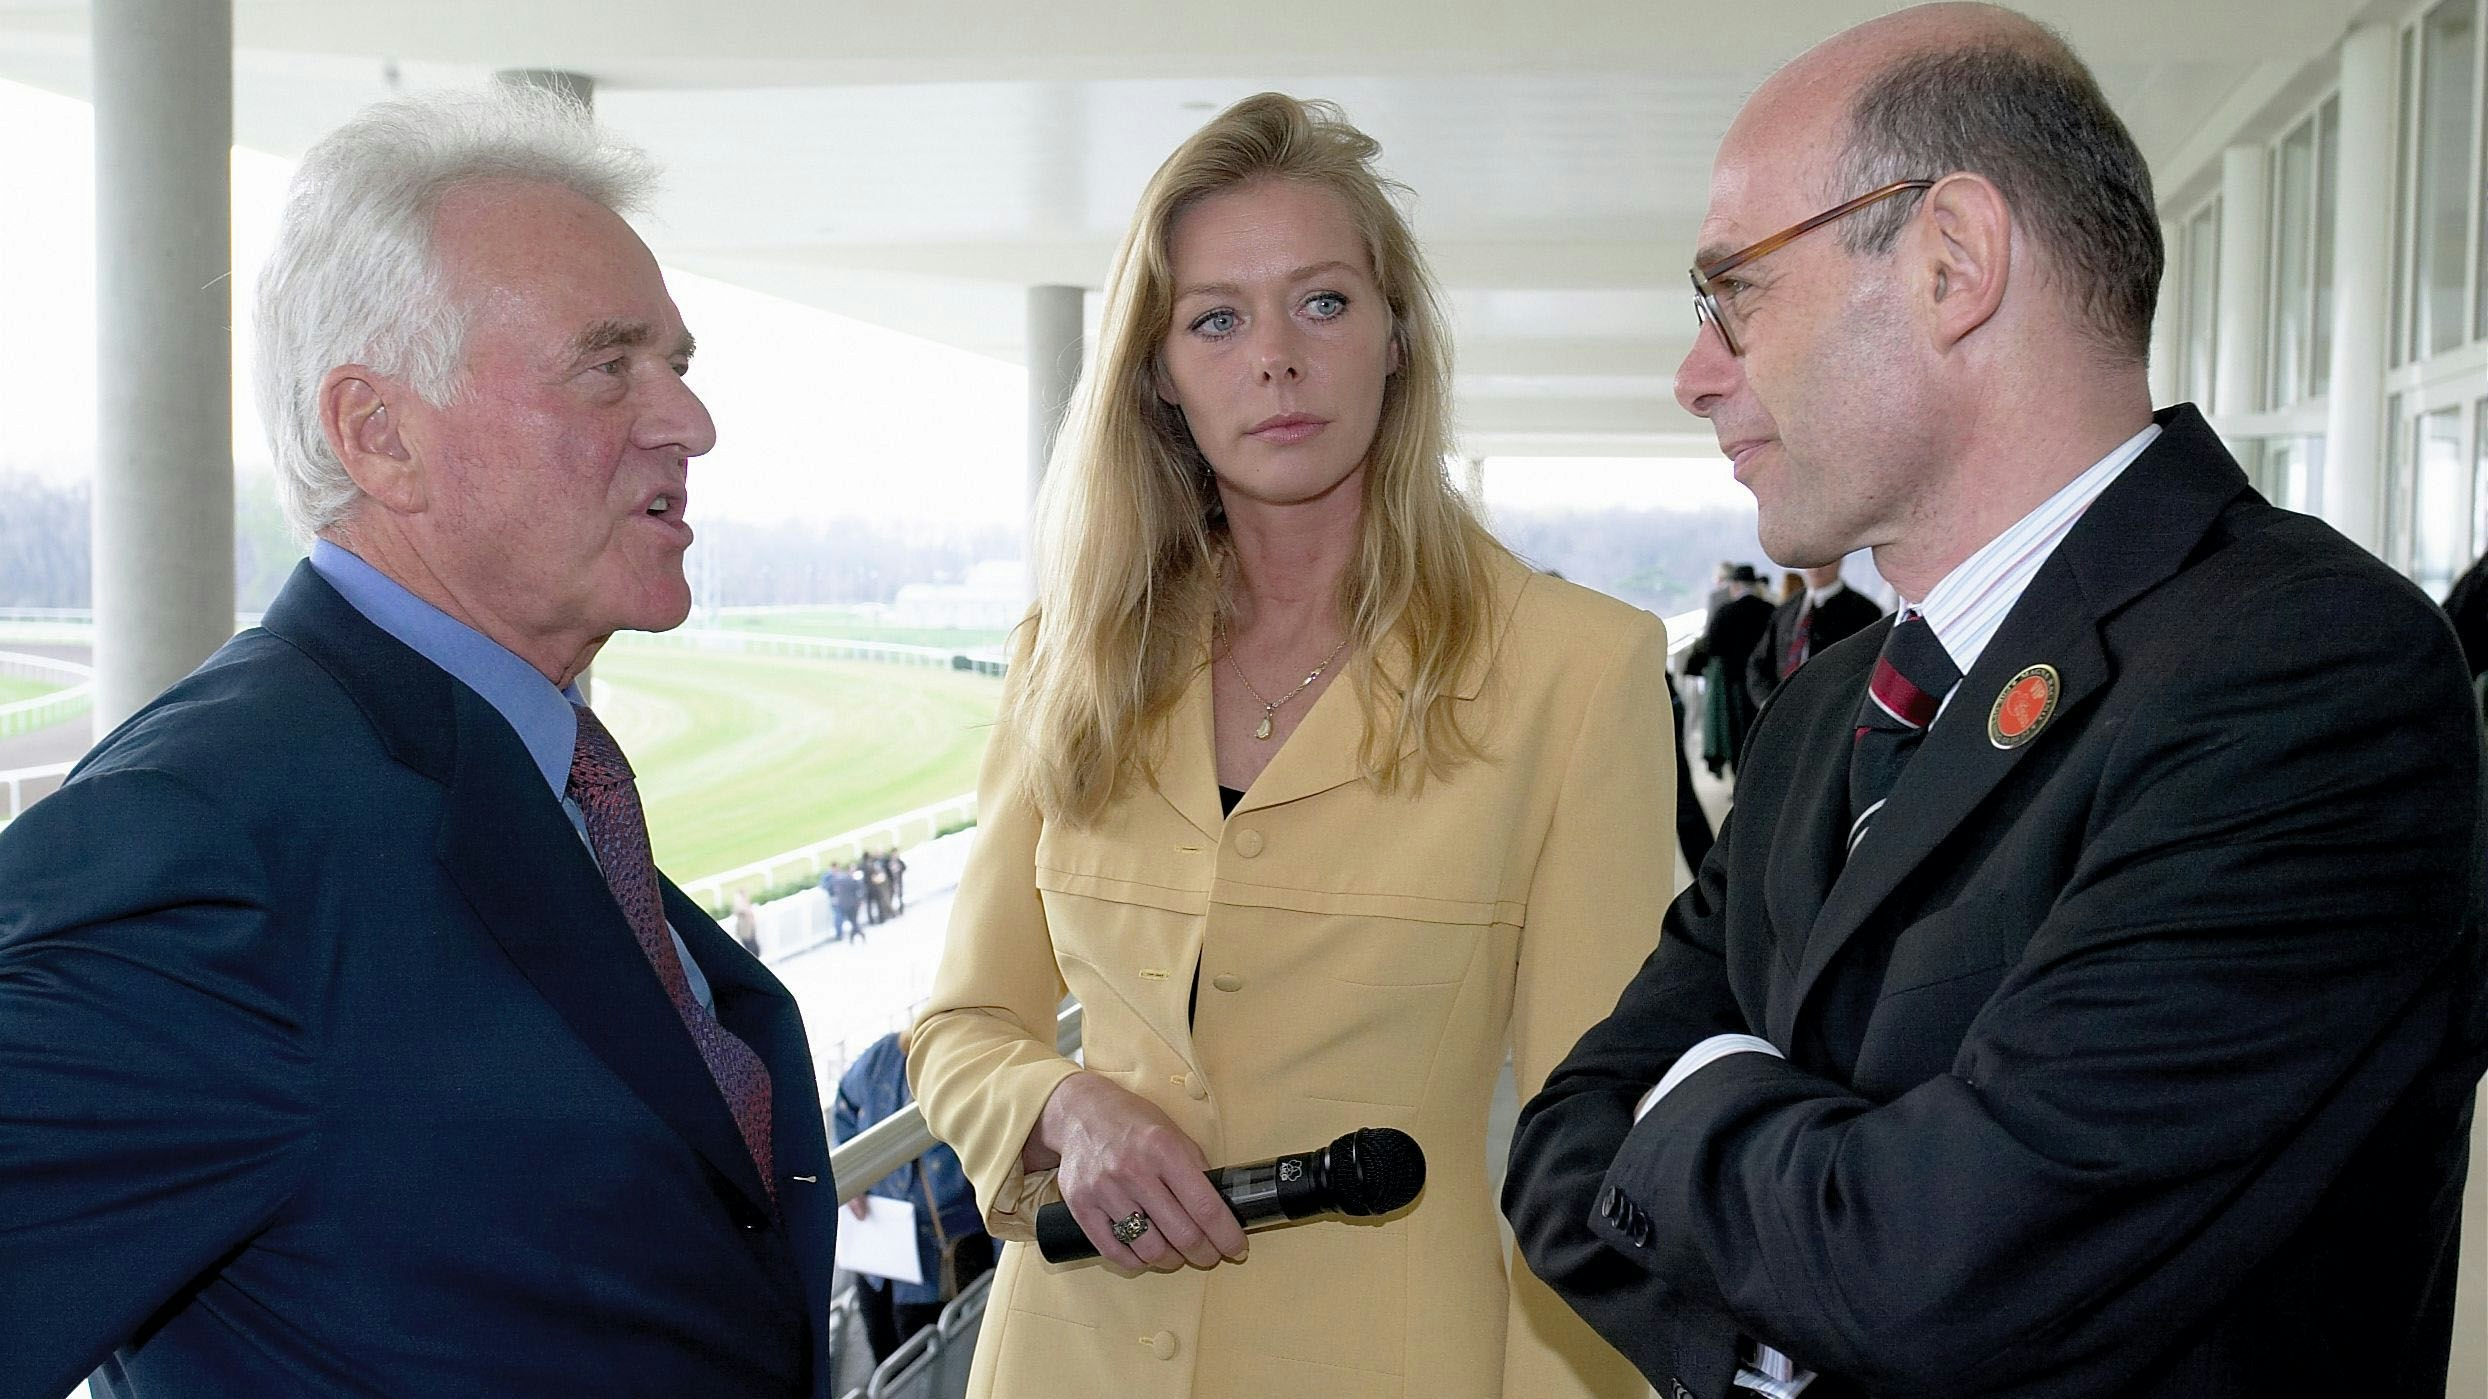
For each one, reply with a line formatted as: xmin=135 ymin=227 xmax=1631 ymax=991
xmin=2 ymin=1 xmax=2484 ymax=1394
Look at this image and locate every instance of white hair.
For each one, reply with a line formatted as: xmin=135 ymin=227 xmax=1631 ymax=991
xmin=253 ymin=82 xmax=659 ymax=541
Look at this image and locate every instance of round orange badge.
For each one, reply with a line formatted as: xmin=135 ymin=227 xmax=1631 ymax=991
xmin=1987 ymin=664 xmax=2060 ymax=749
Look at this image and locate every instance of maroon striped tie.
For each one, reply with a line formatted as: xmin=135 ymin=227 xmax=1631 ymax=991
xmin=1782 ymin=598 xmax=1816 ymax=675
xmin=1847 ymin=611 xmax=1960 ymax=853
xmin=568 ymin=704 xmax=777 ymax=1205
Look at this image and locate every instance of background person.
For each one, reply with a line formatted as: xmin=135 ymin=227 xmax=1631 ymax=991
xmin=1684 ymin=563 xmax=1772 ymax=776
xmin=908 ymin=92 xmax=1665 ymax=1399
xmin=0 ymin=84 xmax=835 ymax=1399
xmin=1743 ymin=559 xmax=1883 ymax=708
xmin=833 ymin=1032 xmax=996 ymax=1364
xmin=1504 ymin=9 xmax=2486 ymax=1399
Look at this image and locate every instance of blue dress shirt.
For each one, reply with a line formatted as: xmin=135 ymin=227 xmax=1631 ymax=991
xmin=309 ymin=540 xmax=714 ymax=1009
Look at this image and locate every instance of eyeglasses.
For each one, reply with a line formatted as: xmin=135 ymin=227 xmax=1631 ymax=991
xmin=1689 ymin=179 xmax=1936 ymax=357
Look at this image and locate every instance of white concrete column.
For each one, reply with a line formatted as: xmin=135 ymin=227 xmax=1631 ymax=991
xmin=2320 ymin=23 xmax=2395 ymax=555
xmin=90 ymin=0 xmax=234 ymax=735
xmin=2148 ymin=218 xmax=2180 ymax=407
xmin=1026 ymin=285 xmax=1085 ymax=508
xmin=2212 ymin=146 xmax=2270 ymax=421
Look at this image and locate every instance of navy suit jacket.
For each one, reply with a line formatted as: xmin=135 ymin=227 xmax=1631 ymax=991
xmin=0 ymin=563 xmax=836 ymax=1399
xmin=1505 ymin=406 xmax=2488 ymax=1398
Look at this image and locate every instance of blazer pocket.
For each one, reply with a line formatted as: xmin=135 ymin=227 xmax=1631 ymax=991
xmin=1879 ymin=897 xmax=2028 ymax=997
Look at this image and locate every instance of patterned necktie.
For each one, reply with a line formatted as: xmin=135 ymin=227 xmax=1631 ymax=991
xmin=1782 ymin=598 xmax=1816 ymax=675
xmin=568 ymin=704 xmax=777 ymax=1205
xmin=1846 ymin=611 xmax=1960 ymax=854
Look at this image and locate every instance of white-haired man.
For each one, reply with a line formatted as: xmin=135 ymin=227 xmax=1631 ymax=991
xmin=1507 ymin=7 xmax=2486 ymax=1398
xmin=0 ymin=86 xmax=835 ymax=1398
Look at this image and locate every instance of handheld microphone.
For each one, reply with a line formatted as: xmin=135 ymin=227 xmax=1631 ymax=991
xmin=1035 ymin=1126 xmax=1427 ymax=1264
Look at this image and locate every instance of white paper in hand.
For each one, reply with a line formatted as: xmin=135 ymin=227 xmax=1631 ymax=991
xmin=835 ymin=1194 xmax=924 ymax=1284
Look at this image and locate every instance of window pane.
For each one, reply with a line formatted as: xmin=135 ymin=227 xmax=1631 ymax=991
xmin=2416 ymin=0 xmax=2480 ymax=355
xmin=2394 ymin=26 xmax=2416 ymax=365
xmin=2416 ymin=407 xmax=2467 ymax=594
xmin=2185 ymin=202 xmax=2221 ymax=407
xmin=2313 ymin=96 xmax=2339 ymax=392
xmin=2476 ymin=398 xmax=2488 ymax=567
xmin=2387 ymin=394 xmax=2411 ymax=566
xmin=2271 ymin=121 xmax=2316 ymax=406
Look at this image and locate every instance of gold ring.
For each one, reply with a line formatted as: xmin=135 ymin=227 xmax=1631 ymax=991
xmin=1111 ymin=1210 xmax=1151 ymax=1245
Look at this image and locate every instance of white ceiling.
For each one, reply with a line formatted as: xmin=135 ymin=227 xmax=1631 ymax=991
xmin=0 ymin=0 xmax=2377 ymax=457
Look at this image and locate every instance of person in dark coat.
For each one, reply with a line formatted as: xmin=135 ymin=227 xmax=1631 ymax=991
xmin=1745 ymin=560 xmax=1885 ymax=708
xmin=1686 ymin=565 xmax=1774 ymax=776
xmin=1504 ymin=11 xmax=2487 ymax=1399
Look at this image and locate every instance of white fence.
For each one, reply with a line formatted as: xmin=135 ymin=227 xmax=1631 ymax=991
xmin=681 ymin=790 xmax=978 ymax=913
xmin=0 ymin=650 xmax=92 ymax=741
xmin=620 ymin=627 xmax=1008 ymax=677
xmin=0 ymin=760 xmax=74 ymax=828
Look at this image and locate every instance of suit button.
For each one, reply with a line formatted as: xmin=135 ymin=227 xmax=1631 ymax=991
xmin=1180 ymin=1072 xmax=1210 ymax=1101
xmin=1598 ymin=1185 xmax=1621 ymax=1221
xmin=1211 ymin=973 xmax=1243 ymax=992
xmin=1144 ymin=1330 xmax=1179 ymax=1360
xmin=1234 ymin=829 xmax=1264 ymax=858
xmin=1672 ymin=1380 xmax=1695 ymax=1399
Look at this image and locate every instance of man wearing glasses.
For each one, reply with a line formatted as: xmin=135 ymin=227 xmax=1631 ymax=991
xmin=1504 ymin=6 xmax=2487 ymax=1399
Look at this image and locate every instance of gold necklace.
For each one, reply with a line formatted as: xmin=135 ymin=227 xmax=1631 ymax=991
xmin=1226 ymin=635 xmax=1350 ymax=740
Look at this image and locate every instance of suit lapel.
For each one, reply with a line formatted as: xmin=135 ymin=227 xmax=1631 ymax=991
xmin=1153 ymin=648 xmax=1227 ymax=838
xmin=433 ymin=685 xmax=775 ymax=1217
xmin=1772 ymin=405 xmax=2253 ymax=1046
xmin=1759 ymin=625 xmax=1884 ymax=1000
xmin=665 ymin=879 xmax=836 ymax=1363
xmin=1232 ymin=550 xmax=1524 ymax=814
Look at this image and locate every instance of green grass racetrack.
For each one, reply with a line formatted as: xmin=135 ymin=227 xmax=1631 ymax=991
xmin=594 ymin=637 xmax=999 ymax=882
xmin=0 ymin=675 xmax=63 ymax=705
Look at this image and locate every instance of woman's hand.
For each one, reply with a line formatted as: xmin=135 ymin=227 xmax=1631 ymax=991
xmin=1024 ymin=1071 xmax=1249 ymax=1271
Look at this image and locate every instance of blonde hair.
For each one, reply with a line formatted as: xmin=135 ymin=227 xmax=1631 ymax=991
xmin=1010 ymin=92 xmax=1503 ymax=825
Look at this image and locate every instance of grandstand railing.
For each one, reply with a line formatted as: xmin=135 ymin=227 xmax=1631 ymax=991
xmin=0 ymin=650 xmax=92 ymax=740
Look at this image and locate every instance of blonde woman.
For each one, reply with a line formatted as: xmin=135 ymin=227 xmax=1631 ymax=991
xmin=909 ymin=93 xmax=1669 ymax=1399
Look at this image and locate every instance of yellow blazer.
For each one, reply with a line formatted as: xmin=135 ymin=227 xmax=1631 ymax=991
xmin=910 ymin=556 xmax=1670 ymax=1399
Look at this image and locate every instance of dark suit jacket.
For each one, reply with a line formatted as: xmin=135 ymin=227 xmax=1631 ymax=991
xmin=1745 ymin=586 xmax=1883 ymax=708
xmin=1505 ymin=406 xmax=2488 ymax=1399
xmin=0 ymin=563 xmax=838 ymax=1399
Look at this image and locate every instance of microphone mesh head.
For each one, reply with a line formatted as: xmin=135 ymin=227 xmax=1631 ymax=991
xmin=1331 ymin=1127 xmax=1427 ymax=1216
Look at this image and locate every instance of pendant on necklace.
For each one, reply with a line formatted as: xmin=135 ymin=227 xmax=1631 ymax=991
xmin=1254 ymin=710 xmax=1275 ymax=741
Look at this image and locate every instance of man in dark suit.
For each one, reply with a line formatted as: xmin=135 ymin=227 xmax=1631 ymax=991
xmin=1744 ymin=560 xmax=1882 ymax=708
xmin=1505 ymin=7 xmax=2487 ymax=1399
xmin=0 ymin=86 xmax=836 ymax=1399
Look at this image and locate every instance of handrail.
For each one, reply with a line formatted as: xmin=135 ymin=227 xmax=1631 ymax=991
xmin=0 ymin=650 xmax=94 ymax=740
xmin=831 ymin=1002 xmax=1081 ymax=1204
xmin=0 ymin=760 xmax=75 ymax=824
xmin=1663 ymin=606 xmax=1705 ymax=662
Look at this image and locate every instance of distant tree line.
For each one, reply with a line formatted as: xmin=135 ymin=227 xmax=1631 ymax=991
xmin=0 ymin=470 xmax=1769 ymax=620
xmin=1491 ymin=504 xmax=1767 ymax=618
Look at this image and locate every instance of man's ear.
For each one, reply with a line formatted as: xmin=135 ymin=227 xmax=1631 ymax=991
xmin=319 ymin=366 xmax=425 ymax=512
xmin=1915 ymin=172 xmax=2012 ymax=349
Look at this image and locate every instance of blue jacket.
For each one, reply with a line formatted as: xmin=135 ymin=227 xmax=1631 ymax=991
xmin=833 ymin=1033 xmax=985 ymax=1306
